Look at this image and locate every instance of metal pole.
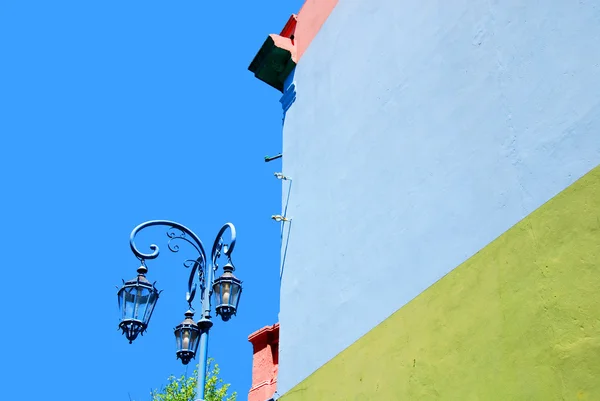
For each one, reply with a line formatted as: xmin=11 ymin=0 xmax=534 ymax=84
xmin=196 ymin=255 xmax=216 ymax=401
xmin=196 ymin=329 xmax=210 ymax=401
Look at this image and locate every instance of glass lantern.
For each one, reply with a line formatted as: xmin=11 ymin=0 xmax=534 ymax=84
xmin=212 ymin=263 xmax=242 ymax=321
xmin=117 ymin=265 xmax=160 ymax=343
xmin=174 ymin=310 xmax=200 ymax=365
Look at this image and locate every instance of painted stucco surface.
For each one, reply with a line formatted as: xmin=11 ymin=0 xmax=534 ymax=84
xmin=278 ymin=0 xmax=600 ymax=394
xmin=280 ymin=164 xmax=600 ymax=401
xmin=248 ymin=324 xmax=279 ymax=401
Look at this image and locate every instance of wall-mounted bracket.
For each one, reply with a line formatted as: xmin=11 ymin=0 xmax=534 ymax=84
xmin=265 ymin=154 xmax=282 ymax=163
xmin=274 ymin=172 xmax=291 ymax=181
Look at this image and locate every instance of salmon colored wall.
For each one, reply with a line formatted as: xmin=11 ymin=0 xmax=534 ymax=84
xmin=248 ymin=324 xmax=279 ymax=401
xmin=295 ymin=0 xmax=338 ymax=60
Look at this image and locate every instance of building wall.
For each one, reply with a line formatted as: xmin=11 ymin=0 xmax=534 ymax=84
xmin=279 ymin=164 xmax=600 ymax=400
xmin=248 ymin=324 xmax=279 ymax=401
xmin=278 ymin=0 xmax=600 ymax=395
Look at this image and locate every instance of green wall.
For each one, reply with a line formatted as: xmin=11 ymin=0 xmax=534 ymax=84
xmin=281 ymin=165 xmax=600 ymax=401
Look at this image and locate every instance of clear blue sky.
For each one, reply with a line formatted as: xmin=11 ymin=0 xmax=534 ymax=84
xmin=0 ymin=1 xmax=303 ymax=400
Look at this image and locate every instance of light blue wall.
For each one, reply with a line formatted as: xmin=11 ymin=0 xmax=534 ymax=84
xmin=278 ymin=0 xmax=600 ymax=395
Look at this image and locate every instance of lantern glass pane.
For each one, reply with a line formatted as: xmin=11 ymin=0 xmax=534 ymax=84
xmin=175 ymin=325 xmax=200 ymax=352
xmin=134 ymin=287 xmax=148 ymax=320
xmin=175 ymin=328 xmax=182 ymax=350
xmin=141 ymin=289 xmax=158 ymax=324
xmin=118 ymin=288 xmax=125 ymax=317
xmin=213 ymin=283 xmax=222 ymax=306
xmin=190 ymin=327 xmax=199 ymax=350
xmin=182 ymin=328 xmax=192 ymax=350
xmin=120 ymin=287 xmax=137 ymax=320
xmin=221 ymin=282 xmax=232 ymax=306
xmin=229 ymin=282 xmax=240 ymax=307
xmin=118 ymin=285 xmax=158 ymax=324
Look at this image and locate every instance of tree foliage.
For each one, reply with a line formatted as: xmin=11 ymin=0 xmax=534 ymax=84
xmin=151 ymin=359 xmax=237 ymax=401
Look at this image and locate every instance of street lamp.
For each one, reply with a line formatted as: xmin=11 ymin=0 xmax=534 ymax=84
xmin=116 ymin=220 xmax=242 ymax=401
xmin=117 ymin=264 xmax=161 ymax=343
xmin=213 ymin=263 xmax=242 ymax=321
xmin=174 ymin=310 xmax=201 ymax=365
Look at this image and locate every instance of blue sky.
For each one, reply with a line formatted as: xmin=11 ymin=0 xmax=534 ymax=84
xmin=0 ymin=1 xmax=303 ymax=400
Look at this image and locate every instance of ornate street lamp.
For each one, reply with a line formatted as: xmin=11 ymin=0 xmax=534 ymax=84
xmin=212 ymin=263 xmax=242 ymax=321
xmin=117 ymin=265 xmax=160 ymax=343
xmin=174 ymin=310 xmax=201 ymax=365
xmin=116 ymin=220 xmax=242 ymax=401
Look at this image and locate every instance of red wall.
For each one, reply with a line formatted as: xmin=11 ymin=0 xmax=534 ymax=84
xmin=248 ymin=324 xmax=279 ymax=401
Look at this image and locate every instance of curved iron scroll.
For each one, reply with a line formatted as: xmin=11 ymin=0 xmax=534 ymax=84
xmin=129 ymin=220 xmax=237 ymax=309
xmin=130 ymin=220 xmax=208 ymax=308
xmin=211 ymin=222 xmax=236 ymax=271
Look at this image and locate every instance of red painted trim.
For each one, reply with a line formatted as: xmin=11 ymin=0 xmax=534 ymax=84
xmin=248 ymin=322 xmax=280 ymax=343
xmin=280 ymin=15 xmax=298 ymax=39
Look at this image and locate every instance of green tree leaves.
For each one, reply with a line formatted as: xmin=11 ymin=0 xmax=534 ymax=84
xmin=151 ymin=359 xmax=237 ymax=401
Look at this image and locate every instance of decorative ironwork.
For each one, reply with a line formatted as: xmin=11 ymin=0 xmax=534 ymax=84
xmin=183 ymin=257 xmax=203 ymax=306
xmin=166 ymin=227 xmax=203 ymax=256
xmin=127 ymin=220 xmax=237 ymax=309
xmin=119 ymin=219 xmax=241 ymax=401
xmin=130 ymin=221 xmax=205 ymax=308
xmin=211 ymin=222 xmax=236 ymax=267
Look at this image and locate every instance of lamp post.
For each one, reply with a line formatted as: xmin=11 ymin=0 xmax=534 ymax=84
xmin=117 ymin=220 xmax=242 ymax=401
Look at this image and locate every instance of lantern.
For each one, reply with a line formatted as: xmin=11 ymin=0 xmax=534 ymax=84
xmin=174 ymin=310 xmax=200 ymax=365
xmin=212 ymin=263 xmax=242 ymax=321
xmin=117 ymin=266 xmax=160 ymax=343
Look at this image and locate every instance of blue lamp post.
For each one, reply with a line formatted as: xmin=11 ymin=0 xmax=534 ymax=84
xmin=117 ymin=220 xmax=242 ymax=401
